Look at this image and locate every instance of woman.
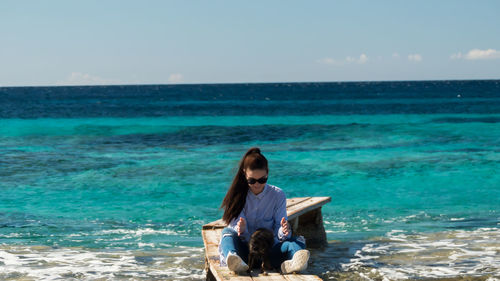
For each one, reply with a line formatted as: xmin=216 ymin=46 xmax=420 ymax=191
xmin=218 ymin=147 xmax=310 ymax=274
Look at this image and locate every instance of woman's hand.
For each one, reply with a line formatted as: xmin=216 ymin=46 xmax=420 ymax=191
xmin=236 ymin=217 xmax=246 ymax=236
xmin=281 ymin=217 xmax=290 ymax=236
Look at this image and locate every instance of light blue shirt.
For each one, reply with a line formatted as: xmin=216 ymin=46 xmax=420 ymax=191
xmin=228 ymin=183 xmax=291 ymax=244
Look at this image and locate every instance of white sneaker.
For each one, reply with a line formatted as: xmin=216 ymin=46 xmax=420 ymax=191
xmin=226 ymin=252 xmax=249 ymax=273
xmin=281 ymin=249 xmax=310 ymax=274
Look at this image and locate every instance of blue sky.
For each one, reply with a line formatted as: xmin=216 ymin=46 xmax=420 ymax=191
xmin=1 ymin=0 xmax=500 ymax=86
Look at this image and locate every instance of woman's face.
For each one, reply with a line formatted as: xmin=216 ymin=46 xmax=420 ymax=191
xmin=244 ymin=169 xmax=268 ymax=195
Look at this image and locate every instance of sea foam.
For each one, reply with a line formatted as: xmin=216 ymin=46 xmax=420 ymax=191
xmin=0 ymin=244 xmax=204 ymax=280
xmin=315 ymin=227 xmax=500 ymax=280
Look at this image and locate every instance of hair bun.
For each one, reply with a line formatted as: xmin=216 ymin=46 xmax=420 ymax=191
xmin=246 ymin=147 xmax=261 ymax=156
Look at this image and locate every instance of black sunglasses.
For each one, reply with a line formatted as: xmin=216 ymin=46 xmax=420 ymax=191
xmin=246 ymin=176 xmax=268 ymax=185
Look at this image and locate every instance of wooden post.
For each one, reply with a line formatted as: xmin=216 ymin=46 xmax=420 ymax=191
xmin=291 ymin=217 xmax=299 ymax=233
xmin=292 ymin=207 xmax=327 ymax=248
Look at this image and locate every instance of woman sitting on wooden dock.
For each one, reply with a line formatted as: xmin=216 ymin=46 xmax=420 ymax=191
xmin=218 ymin=147 xmax=310 ymax=274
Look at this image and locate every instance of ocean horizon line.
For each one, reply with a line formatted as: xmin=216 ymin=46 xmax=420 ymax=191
xmin=1 ymin=78 xmax=500 ymax=89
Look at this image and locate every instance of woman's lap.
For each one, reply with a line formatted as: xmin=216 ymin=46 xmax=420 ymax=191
xmin=219 ymin=227 xmax=306 ymax=268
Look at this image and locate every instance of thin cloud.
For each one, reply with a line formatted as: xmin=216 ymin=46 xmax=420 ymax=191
xmin=466 ymin=49 xmax=500 ymax=60
xmin=317 ymin=54 xmax=368 ymax=65
xmin=346 ymin=54 xmax=368 ymax=64
xmin=408 ymin=54 xmax=423 ymax=62
xmin=392 ymin=53 xmax=400 ymax=59
xmin=57 ymin=72 xmax=121 ymax=86
xmin=359 ymin=54 xmax=368 ymax=64
xmin=316 ymin=57 xmax=339 ymax=65
xmin=450 ymin=52 xmax=463 ymax=60
xmin=451 ymin=49 xmax=500 ymax=60
xmin=168 ymin=73 xmax=184 ymax=83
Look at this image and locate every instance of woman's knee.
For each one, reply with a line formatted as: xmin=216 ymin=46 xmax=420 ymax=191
xmin=221 ymin=227 xmax=238 ymax=238
xmin=284 ymin=236 xmax=306 ymax=248
xmin=281 ymin=238 xmax=305 ymax=253
xmin=291 ymin=236 xmax=306 ymax=249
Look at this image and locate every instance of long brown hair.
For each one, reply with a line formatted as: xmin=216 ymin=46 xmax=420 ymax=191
xmin=220 ymin=147 xmax=269 ymax=224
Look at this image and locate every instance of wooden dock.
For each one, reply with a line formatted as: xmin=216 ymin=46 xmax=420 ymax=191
xmin=202 ymin=196 xmax=331 ymax=281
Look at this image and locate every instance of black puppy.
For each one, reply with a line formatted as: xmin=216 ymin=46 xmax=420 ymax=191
xmin=248 ymin=228 xmax=274 ymax=275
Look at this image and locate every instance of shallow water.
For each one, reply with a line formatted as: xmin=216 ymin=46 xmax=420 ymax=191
xmin=0 ymin=244 xmax=205 ymax=280
xmin=316 ymin=228 xmax=500 ymax=280
xmin=1 ymin=228 xmax=499 ymax=280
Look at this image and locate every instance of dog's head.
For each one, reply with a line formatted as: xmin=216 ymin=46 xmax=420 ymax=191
xmin=249 ymin=228 xmax=274 ymax=256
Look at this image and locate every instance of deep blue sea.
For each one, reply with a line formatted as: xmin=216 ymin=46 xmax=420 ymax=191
xmin=0 ymin=80 xmax=499 ymax=280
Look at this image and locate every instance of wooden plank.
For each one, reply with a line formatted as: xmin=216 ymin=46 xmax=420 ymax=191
xmin=204 ymin=228 xmax=253 ymax=281
xmin=209 ymin=262 xmax=253 ymax=281
xmin=287 ymin=197 xmax=331 ymax=220
xmin=203 ymin=228 xmax=222 ymax=246
xmin=214 ymin=228 xmax=222 ymax=243
xmin=203 ymin=229 xmax=220 ymax=245
xmin=205 ymin=247 xmax=219 ymax=261
xmin=283 ymin=274 xmax=323 ymax=281
xmin=251 ymin=271 xmax=287 ymax=280
xmin=285 ymin=197 xmax=311 ymax=209
xmin=203 ymin=242 xmax=219 ymax=258
xmin=202 ymin=229 xmax=221 ymax=267
xmin=204 ymin=219 xmax=227 ymax=230
xmin=287 ymin=197 xmax=330 ymax=217
xmin=208 ymin=265 xmax=224 ymax=281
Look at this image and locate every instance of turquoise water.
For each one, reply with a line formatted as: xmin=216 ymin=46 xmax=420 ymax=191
xmin=1 ymin=82 xmax=499 ymax=280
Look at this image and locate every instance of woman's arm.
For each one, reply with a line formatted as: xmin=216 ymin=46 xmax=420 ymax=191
xmin=274 ymin=191 xmax=292 ymax=241
xmin=228 ymin=211 xmax=250 ymax=241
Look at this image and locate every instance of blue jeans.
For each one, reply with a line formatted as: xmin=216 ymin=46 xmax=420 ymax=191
xmin=219 ymin=227 xmax=306 ymax=269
